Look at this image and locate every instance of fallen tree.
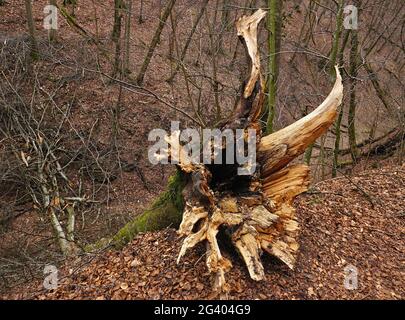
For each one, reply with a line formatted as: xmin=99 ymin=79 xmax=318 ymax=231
xmin=92 ymin=9 xmax=343 ymax=293
xmin=338 ymin=128 xmax=403 ymax=158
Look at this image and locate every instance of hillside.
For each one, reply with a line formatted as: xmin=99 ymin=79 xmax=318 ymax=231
xmin=2 ymin=165 xmax=403 ymax=300
xmin=0 ymin=0 xmax=403 ymax=300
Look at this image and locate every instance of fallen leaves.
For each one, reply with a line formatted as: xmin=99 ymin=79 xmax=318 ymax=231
xmin=9 ymin=165 xmax=404 ymax=300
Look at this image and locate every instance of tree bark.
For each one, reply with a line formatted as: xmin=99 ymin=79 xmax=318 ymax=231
xmin=332 ymin=29 xmax=351 ymax=177
xmin=136 ymin=0 xmax=176 ymax=85
xmin=348 ymin=25 xmax=359 ymax=162
xmin=49 ymin=0 xmax=57 ymax=41
xmin=328 ymin=0 xmax=344 ymax=80
xmin=265 ymin=0 xmax=281 ymax=134
xmin=24 ymin=0 xmax=39 ymax=60
xmin=112 ymin=0 xmax=124 ymax=78
xmin=138 ymin=0 xmax=144 ymax=24
xmin=123 ymin=0 xmax=133 ymax=75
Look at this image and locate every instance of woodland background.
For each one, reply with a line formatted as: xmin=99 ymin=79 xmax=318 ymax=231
xmin=0 ymin=0 xmax=403 ymax=297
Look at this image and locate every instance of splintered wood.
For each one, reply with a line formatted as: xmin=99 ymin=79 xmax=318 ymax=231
xmin=167 ymin=9 xmax=343 ymax=293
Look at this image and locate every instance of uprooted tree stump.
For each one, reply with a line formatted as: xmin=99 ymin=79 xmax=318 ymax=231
xmin=98 ymin=9 xmax=343 ymax=294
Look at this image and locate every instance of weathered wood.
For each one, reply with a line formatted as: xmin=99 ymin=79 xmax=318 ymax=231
xmin=258 ymin=66 xmax=343 ymax=176
xmin=83 ymin=8 xmax=344 ymax=286
xmin=171 ymin=9 xmax=343 ymax=293
xmin=173 ymin=10 xmax=268 ymax=292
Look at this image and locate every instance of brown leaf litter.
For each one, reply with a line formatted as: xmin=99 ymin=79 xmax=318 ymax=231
xmin=3 ymin=165 xmax=404 ymax=300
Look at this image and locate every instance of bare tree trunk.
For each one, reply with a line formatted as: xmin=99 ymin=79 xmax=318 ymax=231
xmin=49 ymin=207 xmax=71 ymax=256
xmin=328 ymin=0 xmax=344 ymax=79
xmin=112 ymin=0 xmax=124 ymax=78
xmin=63 ymin=0 xmax=77 ymax=17
xmin=24 ymin=0 xmax=39 ymax=60
xmin=111 ymin=84 xmax=123 ymax=147
xmin=348 ymin=22 xmax=359 ymax=162
xmin=66 ymin=206 xmax=75 ymax=243
xmin=136 ymin=0 xmax=176 ymax=85
xmin=138 ymin=0 xmax=144 ymax=24
xmin=332 ymin=103 xmax=344 ymax=176
xmin=124 ymin=0 xmax=133 ymax=75
xmin=168 ymin=10 xmax=176 ymax=77
xmin=166 ymin=0 xmax=208 ymax=82
xmin=49 ymin=0 xmax=57 ymax=41
xmin=265 ymin=0 xmax=281 ymax=134
xmin=332 ymin=29 xmax=351 ymax=177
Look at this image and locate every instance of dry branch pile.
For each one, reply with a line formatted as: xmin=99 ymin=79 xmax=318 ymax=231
xmin=156 ymin=9 xmax=343 ymax=293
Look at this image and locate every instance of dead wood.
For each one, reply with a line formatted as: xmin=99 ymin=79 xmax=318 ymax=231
xmin=160 ymin=9 xmax=344 ymax=293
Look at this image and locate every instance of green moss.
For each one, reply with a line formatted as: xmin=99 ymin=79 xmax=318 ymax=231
xmin=86 ymin=170 xmax=187 ymax=252
xmin=84 ymin=237 xmax=111 ymax=252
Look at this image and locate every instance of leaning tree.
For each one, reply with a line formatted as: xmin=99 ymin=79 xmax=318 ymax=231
xmin=94 ymin=9 xmax=343 ymax=294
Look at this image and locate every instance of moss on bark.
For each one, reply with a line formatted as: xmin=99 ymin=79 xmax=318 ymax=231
xmin=86 ymin=170 xmax=187 ymax=252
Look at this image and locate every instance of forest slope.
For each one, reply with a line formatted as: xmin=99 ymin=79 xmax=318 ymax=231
xmin=3 ymin=164 xmax=403 ymax=300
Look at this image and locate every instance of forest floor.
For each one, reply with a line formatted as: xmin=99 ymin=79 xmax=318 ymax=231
xmin=0 ymin=0 xmax=403 ymax=299
xmin=2 ymin=164 xmax=404 ymax=300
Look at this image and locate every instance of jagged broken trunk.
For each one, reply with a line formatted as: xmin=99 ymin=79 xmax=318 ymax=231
xmin=157 ymin=9 xmax=343 ymax=293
